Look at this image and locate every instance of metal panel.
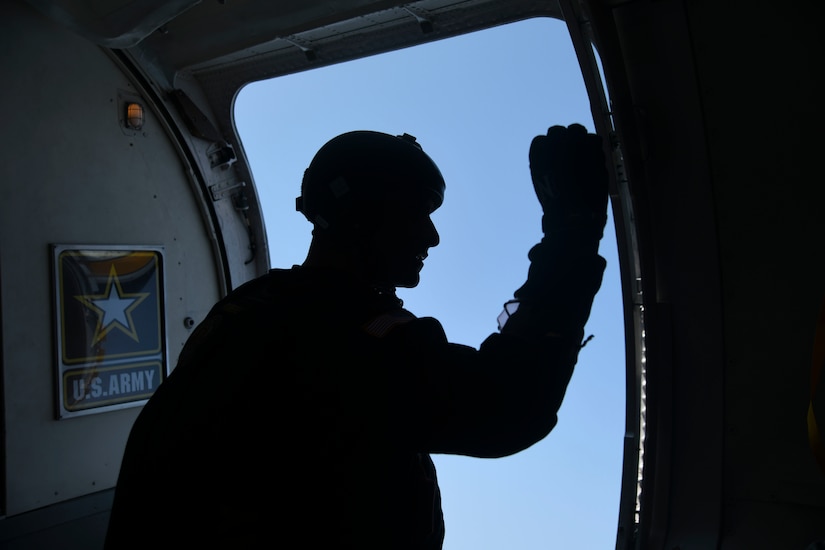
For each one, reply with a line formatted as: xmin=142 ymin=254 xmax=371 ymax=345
xmin=0 ymin=1 xmax=222 ymax=516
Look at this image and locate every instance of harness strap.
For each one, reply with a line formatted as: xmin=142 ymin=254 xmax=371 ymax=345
xmin=363 ymin=309 xmax=417 ymax=338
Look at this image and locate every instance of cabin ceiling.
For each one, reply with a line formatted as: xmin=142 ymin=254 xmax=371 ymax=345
xmin=25 ymin=0 xmax=572 ymax=191
xmin=26 ymin=0 xmax=566 ymax=87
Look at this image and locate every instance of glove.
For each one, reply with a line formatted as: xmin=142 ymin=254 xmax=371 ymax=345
xmin=528 ymin=124 xmax=609 ymax=240
xmin=503 ymin=124 xmax=609 ymax=336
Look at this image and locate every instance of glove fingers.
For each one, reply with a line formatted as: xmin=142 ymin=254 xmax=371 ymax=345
xmin=529 ymin=124 xmax=609 ymax=224
xmin=564 ymin=123 xmax=588 ymax=136
xmin=545 ymin=124 xmax=568 ymax=137
xmin=529 ymin=134 xmax=566 ymax=204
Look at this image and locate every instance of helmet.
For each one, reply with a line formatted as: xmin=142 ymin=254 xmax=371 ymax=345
xmin=296 ymin=131 xmax=446 ymax=230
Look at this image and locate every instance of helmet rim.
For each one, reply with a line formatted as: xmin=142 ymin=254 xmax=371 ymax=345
xmin=297 ymin=130 xmax=446 ymax=230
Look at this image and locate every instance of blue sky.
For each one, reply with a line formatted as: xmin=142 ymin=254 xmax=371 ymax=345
xmin=234 ymin=16 xmax=625 ymax=549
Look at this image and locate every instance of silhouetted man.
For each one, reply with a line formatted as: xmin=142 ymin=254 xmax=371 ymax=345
xmin=105 ymin=125 xmax=609 ymax=549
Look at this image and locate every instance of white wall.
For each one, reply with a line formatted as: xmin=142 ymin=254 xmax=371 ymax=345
xmin=0 ymin=1 xmax=223 ymax=516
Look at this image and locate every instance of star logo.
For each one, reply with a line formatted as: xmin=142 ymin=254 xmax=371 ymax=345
xmin=75 ymin=265 xmax=149 ymax=345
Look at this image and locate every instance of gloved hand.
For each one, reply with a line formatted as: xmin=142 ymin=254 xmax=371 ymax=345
xmin=529 ymin=124 xmax=609 ymax=239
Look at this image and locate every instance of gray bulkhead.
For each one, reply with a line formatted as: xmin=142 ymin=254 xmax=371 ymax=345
xmin=0 ymin=1 xmax=266 ymax=545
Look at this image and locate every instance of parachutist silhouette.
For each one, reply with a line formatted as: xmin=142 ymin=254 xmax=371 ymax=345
xmin=105 ymin=125 xmax=609 ymax=549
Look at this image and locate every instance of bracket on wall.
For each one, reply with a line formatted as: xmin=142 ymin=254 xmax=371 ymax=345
xmin=209 ymin=179 xmax=245 ymax=201
xmin=207 ymin=142 xmax=236 ymax=169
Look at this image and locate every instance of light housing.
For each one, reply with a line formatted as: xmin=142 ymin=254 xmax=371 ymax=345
xmin=125 ymin=102 xmax=144 ymax=130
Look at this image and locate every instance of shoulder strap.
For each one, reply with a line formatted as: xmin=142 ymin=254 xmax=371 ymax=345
xmin=362 ymin=308 xmax=417 ymax=338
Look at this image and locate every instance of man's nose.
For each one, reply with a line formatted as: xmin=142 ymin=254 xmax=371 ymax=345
xmin=426 ymin=216 xmax=440 ymax=248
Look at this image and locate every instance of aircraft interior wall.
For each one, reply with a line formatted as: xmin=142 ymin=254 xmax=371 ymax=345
xmin=590 ymin=0 xmax=825 ymax=547
xmin=0 ymin=1 xmax=224 ymax=542
xmin=686 ymin=2 xmax=825 ymax=546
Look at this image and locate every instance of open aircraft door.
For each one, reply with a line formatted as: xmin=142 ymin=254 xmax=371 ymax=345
xmin=0 ymin=0 xmax=823 ymax=548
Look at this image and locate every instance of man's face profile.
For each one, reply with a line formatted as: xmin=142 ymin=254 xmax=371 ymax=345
xmin=363 ymin=185 xmax=441 ymax=289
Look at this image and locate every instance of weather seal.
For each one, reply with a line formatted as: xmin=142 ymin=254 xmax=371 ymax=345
xmin=558 ymin=1 xmax=647 ymax=549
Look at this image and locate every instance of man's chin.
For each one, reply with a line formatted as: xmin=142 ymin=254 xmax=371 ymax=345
xmin=395 ymin=269 xmax=422 ymax=288
xmin=395 ymin=275 xmax=421 ymax=289
xmin=382 ymin=258 xmax=424 ymax=289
